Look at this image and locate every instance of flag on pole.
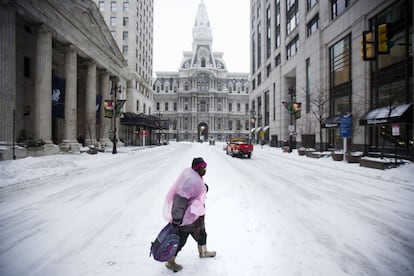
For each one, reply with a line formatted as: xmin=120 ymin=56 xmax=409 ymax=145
xmin=104 ymin=100 xmax=126 ymax=118
xmin=282 ymin=101 xmax=302 ymax=119
xmin=293 ymin=102 xmax=302 ymax=119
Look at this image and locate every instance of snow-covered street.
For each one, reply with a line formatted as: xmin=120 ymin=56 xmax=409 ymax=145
xmin=0 ymin=142 xmax=413 ymax=276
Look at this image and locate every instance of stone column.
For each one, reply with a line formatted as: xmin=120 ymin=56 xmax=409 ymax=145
xmin=60 ymin=44 xmax=80 ymax=152
xmin=98 ymin=70 xmax=111 ymax=148
xmin=85 ymin=61 xmax=97 ymax=145
xmin=33 ymin=25 xmax=52 ymax=143
xmin=0 ymin=3 xmax=25 ymax=159
xmin=33 ymin=25 xmax=59 ymax=155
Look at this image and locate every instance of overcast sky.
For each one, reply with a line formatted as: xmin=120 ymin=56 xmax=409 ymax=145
xmin=153 ymin=0 xmax=250 ymax=75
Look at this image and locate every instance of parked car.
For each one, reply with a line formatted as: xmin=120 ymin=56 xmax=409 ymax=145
xmin=226 ymin=138 xmax=253 ymax=158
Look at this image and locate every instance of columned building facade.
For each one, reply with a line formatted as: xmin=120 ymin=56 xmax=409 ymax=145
xmin=0 ymin=0 xmax=128 ymax=160
xmin=250 ymin=0 xmax=413 ymax=160
xmin=153 ymin=1 xmax=250 ymax=143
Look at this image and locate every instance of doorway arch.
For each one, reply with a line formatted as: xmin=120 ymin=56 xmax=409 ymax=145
xmin=198 ymin=122 xmax=208 ymax=142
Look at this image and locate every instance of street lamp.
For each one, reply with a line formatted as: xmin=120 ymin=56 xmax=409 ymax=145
xmin=157 ymin=111 xmax=161 ymax=145
xmin=110 ymin=84 xmax=123 ymax=154
xmin=248 ymin=109 xmax=256 ymax=144
xmin=288 ymin=86 xmax=296 ymax=153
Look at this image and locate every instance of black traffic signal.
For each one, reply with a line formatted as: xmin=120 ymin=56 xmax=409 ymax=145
xmin=360 ymin=31 xmax=375 ymax=61
xmin=377 ymin=23 xmax=396 ymax=54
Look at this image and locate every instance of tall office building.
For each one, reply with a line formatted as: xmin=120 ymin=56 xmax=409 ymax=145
xmin=250 ymin=0 xmax=413 ymax=159
xmin=95 ymin=0 xmax=154 ymax=116
xmin=153 ymin=1 xmax=250 ymax=143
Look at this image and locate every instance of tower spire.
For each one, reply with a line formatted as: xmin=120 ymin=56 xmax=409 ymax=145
xmin=192 ymin=0 xmax=212 ymax=42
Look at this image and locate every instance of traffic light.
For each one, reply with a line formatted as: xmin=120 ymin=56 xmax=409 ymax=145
xmin=377 ymin=24 xmax=389 ymax=53
xmin=360 ymin=31 xmax=375 ymax=61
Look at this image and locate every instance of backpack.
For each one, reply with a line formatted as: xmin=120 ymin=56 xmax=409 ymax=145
xmin=150 ymin=223 xmax=180 ymax=262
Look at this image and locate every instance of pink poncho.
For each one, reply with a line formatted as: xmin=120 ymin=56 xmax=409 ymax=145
xmin=163 ymin=168 xmax=207 ymax=226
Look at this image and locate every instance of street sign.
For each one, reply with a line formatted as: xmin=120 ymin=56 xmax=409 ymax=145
xmin=140 ymin=130 xmax=148 ymax=137
xmin=339 ymin=116 xmax=352 ymax=138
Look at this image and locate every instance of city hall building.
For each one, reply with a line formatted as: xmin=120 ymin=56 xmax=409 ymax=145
xmin=250 ymin=0 xmax=413 ymax=160
xmin=153 ymin=1 xmax=250 ymax=143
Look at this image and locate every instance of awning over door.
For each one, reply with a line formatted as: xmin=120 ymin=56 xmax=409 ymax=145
xmin=359 ymin=103 xmax=412 ymax=126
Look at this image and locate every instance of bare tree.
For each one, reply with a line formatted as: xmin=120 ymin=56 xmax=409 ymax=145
xmin=310 ymin=85 xmax=330 ymax=151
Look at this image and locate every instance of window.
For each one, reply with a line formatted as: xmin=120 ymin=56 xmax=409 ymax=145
xmin=275 ymin=54 xmax=281 ymax=66
xmin=136 ymin=100 xmax=140 ymax=112
xmin=274 ymin=0 xmax=281 ymax=49
xmin=110 ymin=17 xmax=116 ymax=27
xmin=165 ymin=103 xmax=168 ymax=111
xmin=257 ymin=22 xmax=262 ymax=68
xmin=123 ymin=31 xmax=128 ymax=41
xmin=266 ymin=64 xmax=271 ymax=77
xmin=122 ymin=45 xmax=128 ymax=56
xmin=236 ymin=120 xmax=241 ymax=130
xmin=123 ymin=17 xmax=129 ymax=26
xmin=228 ymin=120 xmax=233 ymax=130
xmin=331 ymin=0 xmax=349 ymax=19
xmin=174 ymin=102 xmax=177 ymax=111
xmin=123 ymin=2 xmax=129 ymax=12
xmin=156 ymin=102 xmax=160 ymax=111
xmin=307 ymin=15 xmax=319 ymax=37
xmin=258 ymin=73 xmax=262 ymax=86
xmin=330 ymin=35 xmax=351 ymax=87
xmin=229 ymin=103 xmax=233 ymax=112
xmin=329 ymin=35 xmax=351 ymax=115
xmin=286 ymin=36 xmax=299 ymax=60
xmin=111 ymin=1 xmax=116 ymax=12
xmin=266 ymin=6 xmax=271 ymax=59
xmin=237 ymin=103 xmax=241 ymax=112
xmin=286 ymin=0 xmax=298 ymax=35
xmin=200 ymin=100 xmax=207 ymax=112
xmin=307 ymin=0 xmax=317 ymax=11
xmin=98 ymin=1 xmax=104 ymax=11
xmin=252 ymin=34 xmax=256 ymax=73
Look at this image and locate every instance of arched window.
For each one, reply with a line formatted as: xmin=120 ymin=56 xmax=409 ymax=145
xmin=200 ymin=100 xmax=207 ymax=112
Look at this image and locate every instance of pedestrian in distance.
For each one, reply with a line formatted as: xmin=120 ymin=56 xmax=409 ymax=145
xmin=163 ymin=157 xmax=216 ymax=272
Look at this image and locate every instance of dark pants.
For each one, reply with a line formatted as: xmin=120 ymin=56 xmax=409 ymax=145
xmin=175 ymin=216 xmax=207 ymax=256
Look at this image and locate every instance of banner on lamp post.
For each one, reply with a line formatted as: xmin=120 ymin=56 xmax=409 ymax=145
xmin=104 ymin=100 xmax=126 ymax=118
